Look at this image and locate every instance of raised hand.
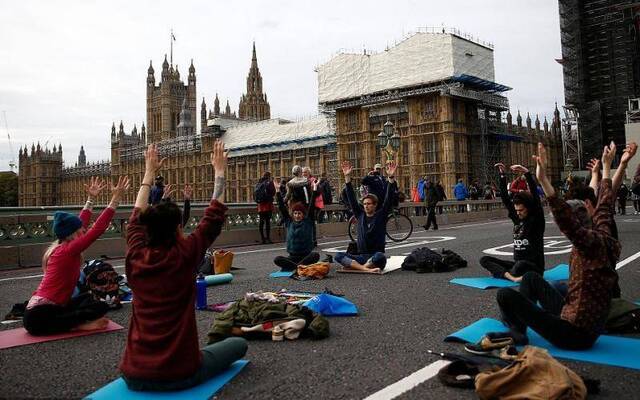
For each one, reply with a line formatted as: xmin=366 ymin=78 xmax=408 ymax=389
xmin=84 ymin=176 xmax=107 ymax=199
xmin=621 ymin=142 xmax=638 ymax=165
xmin=162 ymin=184 xmax=176 ymax=200
xmin=586 ymin=158 xmax=600 ymax=174
xmin=341 ymin=161 xmax=353 ymax=176
xmin=144 ymin=144 xmax=166 ymax=174
xmin=183 ymin=184 xmax=193 ymax=200
xmin=533 ymin=142 xmax=548 ymax=182
xmin=602 ymin=141 xmax=616 ymax=168
xmin=510 ymin=164 xmax=529 ymax=174
xmin=210 ymin=140 xmax=228 ymax=176
xmin=386 ymin=160 xmax=397 ymax=177
xmin=111 ymin=176 xmax=130 ymax=203
xmin=494 ymin=163 xmax=506 ymax=174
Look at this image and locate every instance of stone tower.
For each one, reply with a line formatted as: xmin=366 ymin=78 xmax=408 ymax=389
xmin=177 ymin=98 xmax=195 ymax=136
xmin=78 ymin=145 xmax=86 ymax=166
xmin=18 ymin=143 xmax=63 ymax=206
xmin=146 ymin=56 xmax=197 ymax=143
xmin=238 ymin=42 xmax=271 ymax=121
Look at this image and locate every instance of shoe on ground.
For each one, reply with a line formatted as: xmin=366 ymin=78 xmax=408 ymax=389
xmin=422 ymin=224 xmax=430 ymax=231
xmin=266 ymin=239 xmax=273 ymax=244
xmin=433 ymin=226 xmax=438 ymax=230
xmin=464 ymin=335 xmax=514 ymax=355
xmin=322 ymin=254 xmax=333 ymax=263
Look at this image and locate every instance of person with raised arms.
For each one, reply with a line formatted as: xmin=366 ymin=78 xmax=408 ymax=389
xmin=119 ymin=141 xmax=247 ymax=392
xmin=334 ymin=160 xmax=397 ymax=273
xmin=23 ymin=175 xmax=130 ymax=335
xmin=479 ymin=163 xmax=545 ymax=282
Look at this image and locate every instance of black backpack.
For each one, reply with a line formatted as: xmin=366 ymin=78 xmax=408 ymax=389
xmin=402 ymin=247 xmax=447 ymax=273
xmin=82 ymin=259 xmax=122 ymax=309
xmin=254 ymin=181 xmax=269 ymax=203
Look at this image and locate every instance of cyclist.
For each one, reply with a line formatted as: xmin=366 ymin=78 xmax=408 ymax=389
xmin=335 ymin=160 xmax=397 ymax=273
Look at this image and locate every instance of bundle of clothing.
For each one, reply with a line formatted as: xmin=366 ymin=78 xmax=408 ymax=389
xmin=207 ymin=291 xmax=330 ymax=343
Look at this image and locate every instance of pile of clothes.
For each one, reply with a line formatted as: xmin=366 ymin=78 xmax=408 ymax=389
xmin=207 ymin=291 xmax=330 ymax=343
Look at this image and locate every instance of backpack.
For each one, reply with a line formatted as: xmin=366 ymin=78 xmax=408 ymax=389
xmin=82 ymin=259 xmax=122 ymax=309
xmin=254 ymin=181 xmax=269 ymax=203
xmin=605 ymin=298 xmax=640 ymax=334
xmin=401 ymin=247 xmax=447 ymax=273
xmin=290 ymin=184 xmax=310 ymax=205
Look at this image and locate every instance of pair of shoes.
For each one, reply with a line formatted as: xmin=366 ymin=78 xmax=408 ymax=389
xmin=265 ymin=238 xmax=273 ymax=244
xmin=322 ymin=254 xmax=333 ymax=263
xmin=464 ymin=335 xmax=514 ymax=355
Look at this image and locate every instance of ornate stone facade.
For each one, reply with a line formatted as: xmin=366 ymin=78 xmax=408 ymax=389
xmin=238 ymin=43 xmax=271 ymax=121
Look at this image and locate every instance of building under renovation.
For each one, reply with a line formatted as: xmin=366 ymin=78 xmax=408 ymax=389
xmin=558 ymin=0 xmax=640 ymax=167
xmin=317 ymin=29 xmax=563 ymax=196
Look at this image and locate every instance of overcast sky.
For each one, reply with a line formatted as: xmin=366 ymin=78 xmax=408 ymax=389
xmin=0 ymin=0 xmax=564 ymax=170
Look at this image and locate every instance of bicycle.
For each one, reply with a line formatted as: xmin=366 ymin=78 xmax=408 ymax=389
xmin=347 ymin=208 xmax=413 ymax=242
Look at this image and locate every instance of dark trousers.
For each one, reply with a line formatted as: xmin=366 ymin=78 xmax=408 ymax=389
xmin=618 ymin=199 xmax=627 ymax=215
xmin=633 ymin=199 xmax=640 ymax=212
xmin=273 ymin=252 xmax=320 ymax=271
xmin=480 ymin=256 xmax=542 ymax=279
xmin=23 ymin=292 xmax=109 ymax=335
xmin=437 ymin=205 xmax=444 ymax=214
xmin=425 ymin=205 xmax=438 ymax=229
xmin=457 ymin=200 xmax=466 ymax=213
xmin=124 ymin=337 xmax=248 ymax=392
xmin=496 ymin=272 xmax=598 ymax=350
xmin=258 ymin=211 xmax=272 ymax=241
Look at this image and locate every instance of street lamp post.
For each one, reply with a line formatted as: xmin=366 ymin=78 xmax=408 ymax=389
xmin=378 ymin=119 xmax=400 ymax=163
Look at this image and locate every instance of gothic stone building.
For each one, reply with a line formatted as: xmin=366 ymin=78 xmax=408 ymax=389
xmin=317 ymin=30 xmax=563 ymax=197
xmin=18 ymin=43 xmax=335 ymax=206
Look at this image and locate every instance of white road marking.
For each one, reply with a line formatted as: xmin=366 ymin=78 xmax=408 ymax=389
xmin=0 ymin=264 xmax=125 ymax=283
xmin=616 ymin=250 xmax=640 ymax=270
xmin=363 ymin=360 xmax=451 ymax=400
xmin=483 ymin=236 xmax=573 ymax=256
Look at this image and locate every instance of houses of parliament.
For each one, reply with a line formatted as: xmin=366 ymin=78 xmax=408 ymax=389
xmin=18 ymin=32 xmax=563 ymax=207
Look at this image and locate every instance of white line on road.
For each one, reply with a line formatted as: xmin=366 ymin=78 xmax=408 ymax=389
xmin=616 ymin=250 xmax=640 ymax=270
xmin=363 ymin=360 xmax=451 ymax=400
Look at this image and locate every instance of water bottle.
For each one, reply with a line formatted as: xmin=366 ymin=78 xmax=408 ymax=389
xmin=196 ymin=273 xmax=207 ymax=310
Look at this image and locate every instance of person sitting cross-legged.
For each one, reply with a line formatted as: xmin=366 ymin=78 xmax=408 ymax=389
xmin=479 ymin=163 xmax=545 ymax=282
xmin=272 ymin=178 xmax=320 ymax=271
xmin=334 ymin=160 xmax=397 ymax=273
xmin=120 ymin=141 xmax=247 ymax=392
xmin=23 ymin=176 xmax=130 ymax=335
xmin=467 ymin=142 xmax=620 ymax=354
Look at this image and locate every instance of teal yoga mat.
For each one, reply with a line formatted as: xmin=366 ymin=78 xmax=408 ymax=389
xmin=84 ymin=360 xmax=249 ymax=400
xmin=449 ymin=264 xmax=569 ymax=290
xmin=204 ymin=273 xmax=233 ymax=286
xmin=445 ymin=318 xmax=640 ymax=370
xmin=269 ymin=271 xmax=294 ymax=278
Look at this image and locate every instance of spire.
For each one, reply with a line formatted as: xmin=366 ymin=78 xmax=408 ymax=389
xmin=148 ymin=60 xmax=154 ymax=75
xmin=161 ymin=54 xmax=169 ymax=81
xmin=543 ymin=116 xmax=549 ymax=133
xmin=78 ymin=145 xmax=86 ymax=166
xmin=214 ymin=93 xmax=220 ymax=116
xmin=177 ymin=97 xmax=194 ymax=136
xmin=239 ymin=41 xmax=270 ymax=121
xmin=141 ymin=123 xmax=146 ymax=143
xmin=534 ymin=114 xmax=540 ymax=131
xmin=225 ymin=100 xmax=231 ymax=116
xmin=188 ymin=59 xmax=196 ymax=84
xmin=252 ymin=41 xmax=257 ymax=67
xmin=516 ymin=110 xmax=522 ymax=127
xmin=526 ymin=112 xmax=532 ymax=130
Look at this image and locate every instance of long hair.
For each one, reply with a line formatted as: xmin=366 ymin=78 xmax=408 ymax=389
xmin=42 ymin=240 xmax=61 ymax=273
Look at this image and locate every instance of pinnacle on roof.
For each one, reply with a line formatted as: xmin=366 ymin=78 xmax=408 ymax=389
xmin=148 ymin=60 xmax=154 ymax=74
xmin=189 ymin=59 xmax=195 ymax=73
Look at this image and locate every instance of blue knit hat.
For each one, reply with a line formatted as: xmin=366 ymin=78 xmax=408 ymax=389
xmin=53 ymin=211 xmax=83 ymax=239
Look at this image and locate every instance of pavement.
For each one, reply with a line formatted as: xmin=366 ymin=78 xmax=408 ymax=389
xmin=1 ymin=211 xmax=640 ymax=399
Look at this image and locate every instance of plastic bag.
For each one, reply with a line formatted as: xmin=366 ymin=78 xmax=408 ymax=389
xmin=303 ymin=294 xmax=358 ymax=316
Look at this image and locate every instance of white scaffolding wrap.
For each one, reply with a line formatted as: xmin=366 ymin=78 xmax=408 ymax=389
xmin=224 ymin=115 xmax=335 ymax=157
xmin=317 ymin=33 xmax=495 ymax=104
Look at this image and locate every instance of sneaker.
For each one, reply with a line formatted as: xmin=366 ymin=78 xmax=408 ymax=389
xmin=464 ymin=335 xmax=514 ymax=355
xmin=322 ymin=254 xmax=333 ymax=263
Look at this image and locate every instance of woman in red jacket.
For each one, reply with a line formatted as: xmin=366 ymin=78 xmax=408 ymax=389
xmin=23 ymin=175 xmax=130 ymax=335
xmin=120 ymin=141 xmax=247 ymax=392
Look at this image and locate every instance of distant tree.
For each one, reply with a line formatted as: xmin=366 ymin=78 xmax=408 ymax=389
xmin=0 ymin=172 xmax=18 ymax=206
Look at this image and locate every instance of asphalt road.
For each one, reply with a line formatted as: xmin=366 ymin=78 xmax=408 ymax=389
xmin=1 ymin=211 xmax=640 ymax=400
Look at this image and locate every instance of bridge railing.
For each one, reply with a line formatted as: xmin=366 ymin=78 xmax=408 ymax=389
xmin=0 ymin=200 xmax=504 ymax=245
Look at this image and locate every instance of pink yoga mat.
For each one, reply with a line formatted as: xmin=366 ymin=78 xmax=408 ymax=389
xmin=0 ymin=320 xmax=123 ymax=350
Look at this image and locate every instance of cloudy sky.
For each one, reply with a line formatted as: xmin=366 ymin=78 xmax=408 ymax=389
xmin=0 ymin=0 xmax=564 ymax=170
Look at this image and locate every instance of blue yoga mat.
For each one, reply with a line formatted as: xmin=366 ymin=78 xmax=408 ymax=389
xmin=85 ymin=360 xmax=249 ymax=400
xmin=269 ymin=271 xmax=294 ymax=278
xmin=445 ymin=318 xmax=640 ymax=370
xmin=449 ymin=264 xmax=569 ymax=290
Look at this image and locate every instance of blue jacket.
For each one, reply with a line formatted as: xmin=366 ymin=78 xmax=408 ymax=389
xmin=417 ymin=179 xmax=426 ymax=201
xmin=453 ymin=182 xmax=468 ymax=200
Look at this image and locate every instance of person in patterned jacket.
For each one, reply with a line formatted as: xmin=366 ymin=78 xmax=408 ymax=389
xmin=469 ymin=142 xmax=620 ymax=353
